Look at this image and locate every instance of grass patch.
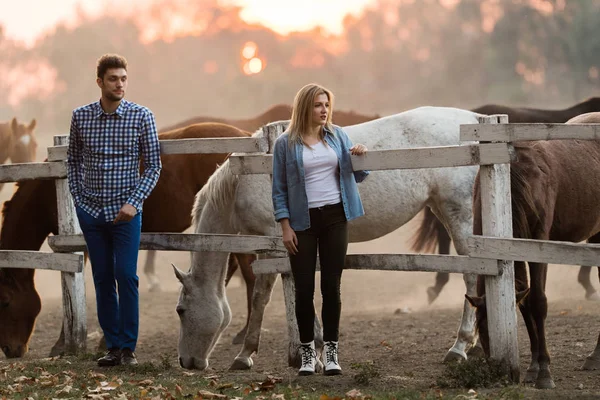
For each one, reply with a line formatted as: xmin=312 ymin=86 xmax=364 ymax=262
xmin=350 ymin=361 xmax=380 ymax=386
xmin=437 ymin=358 xmax=512 ymax=389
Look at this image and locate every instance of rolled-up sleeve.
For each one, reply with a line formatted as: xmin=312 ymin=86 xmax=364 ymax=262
xmin=272 ymin=137 xmax=290 ymax=221
xmin=340 ymin=128 xmax=370 ymax=183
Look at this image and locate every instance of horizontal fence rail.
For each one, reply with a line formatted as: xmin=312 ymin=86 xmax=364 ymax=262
xmin=229 ymin=143 xmax=516 ymax=175
xmin=252 ymin=254 xmax=500 ymax=275
xmin=0 ymin=162 xmax=66 ymax=182
xmin=47 ymin=137 xmax=267 ymax=161
xmin=461 ymin=123 xmax=600 ymax=142
xmin=0 ymin=250 xmax=83 ymax=272
xmin=48 ymin=233 xmax=287 ymax=256
xmin=468 ymin=236 xmax=600 ymax=266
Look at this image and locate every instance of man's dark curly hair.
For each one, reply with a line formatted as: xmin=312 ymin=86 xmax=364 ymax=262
xmin=97 ymin=54 xmax=128 ymax=79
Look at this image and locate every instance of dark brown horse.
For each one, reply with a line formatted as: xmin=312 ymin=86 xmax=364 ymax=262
xmin=0 ymin=122 xmax=253 ymax=358
xmin=160 ymin=104 xmax=380 ymax=132
xmin=418 ymin=97 xmax=600 ymax=304
xmin=466 ymin=112 xmax=600 ymax=389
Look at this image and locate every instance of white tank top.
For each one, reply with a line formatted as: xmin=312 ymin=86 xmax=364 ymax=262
xmin=302 ymin=141 xmax=342 ymax=208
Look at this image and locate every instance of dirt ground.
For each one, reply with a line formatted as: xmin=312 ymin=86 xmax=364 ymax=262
xmin=3 ymin=190 xmax=599 ymax=399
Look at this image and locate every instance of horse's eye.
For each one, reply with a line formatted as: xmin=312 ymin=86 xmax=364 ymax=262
xmin=176 ymin=306 xmax=185 ymax=316
xmin=0 ymin=301 xmax=9 ymax=309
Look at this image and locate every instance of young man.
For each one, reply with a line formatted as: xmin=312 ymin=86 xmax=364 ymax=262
xmin=67 ymin=54 xmax=162 ymax=367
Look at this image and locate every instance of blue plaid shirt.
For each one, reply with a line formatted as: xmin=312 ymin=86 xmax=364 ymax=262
xmin=67 ymin=99 xmax=162 ymax=222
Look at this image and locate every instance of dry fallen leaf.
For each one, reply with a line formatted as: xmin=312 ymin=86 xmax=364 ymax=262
xmin=55 ymin=385 xmax=73 ymax=395
xmin=88 ymin=371 xmax=107 ymax=380
xmin=345 ymin=388 xmax=364 ymax=399
xmin=197 ymin=389 xmax=228 ymax=399
xmin=13 ymin=376 xmax=34 ymax=383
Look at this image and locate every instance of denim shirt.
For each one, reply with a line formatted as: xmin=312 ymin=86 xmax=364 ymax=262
xmin=272 ymin=125 xmax=369 ymax=231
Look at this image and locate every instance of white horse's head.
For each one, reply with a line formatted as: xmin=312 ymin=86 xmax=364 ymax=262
xmin=173 ymin=133 xmax=278 ymax=369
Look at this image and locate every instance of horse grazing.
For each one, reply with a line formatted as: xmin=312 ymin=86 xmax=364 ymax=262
xmin=421 ymin=97 xmax=600 ymax=304
xmin=0 ymin=118 xmax=38 ymax=191
xmin=0 ymin=122 xmax=254 ymax=359
xmin=174 ymin=106 xmax=489 ymax=371
xmin=466 ymin=112 xmax=600 ymax=389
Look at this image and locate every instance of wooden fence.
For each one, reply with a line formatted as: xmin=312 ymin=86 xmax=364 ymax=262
xmin=3 ymin=115 xmax=600 ymax=382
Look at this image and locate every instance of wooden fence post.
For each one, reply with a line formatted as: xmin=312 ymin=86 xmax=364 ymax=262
xmin=54 ymin=135 xmax=87 ymax=354
xmin=478 ymin=115 xmax=520 ymax=382
xmin=261 ymin=122 xmax=304 ymax=364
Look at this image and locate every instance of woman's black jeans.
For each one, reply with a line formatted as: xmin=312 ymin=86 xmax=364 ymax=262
xmin=289 ymin=202 xmax=348 ymax=343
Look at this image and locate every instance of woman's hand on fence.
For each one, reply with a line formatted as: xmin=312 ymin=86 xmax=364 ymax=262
xmin=282 ymin=226 xmax=298 ymax=255
xmin=350 ymin=144 xmax=368 ymax=155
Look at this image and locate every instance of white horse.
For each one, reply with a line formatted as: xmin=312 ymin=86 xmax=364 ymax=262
xmin=173 ymin=106 xmax=485 ymax=370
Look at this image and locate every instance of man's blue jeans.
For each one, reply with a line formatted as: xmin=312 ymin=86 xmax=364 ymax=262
xmin=76 ymin=206 xmax=141 ymax=351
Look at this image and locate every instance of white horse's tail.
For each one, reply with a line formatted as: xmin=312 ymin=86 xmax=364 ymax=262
xmin=191 ymin=161 xmax=239 ymax=229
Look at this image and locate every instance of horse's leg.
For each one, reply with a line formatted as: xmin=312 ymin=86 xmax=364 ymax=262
xmin=579 ymin=233 xmax=600 ymax=301
xmin=144 ymin=250 xmax=161 ymax=292
xmin=529 ymin=261 xmax=555 ymax=389
xmin=231 ymin=254 xmax=257 ymax=345
xmin=230 ymin=272 xmax=278 ymax=370
xmin=583 ymin=267 xmax=600 ymax=370
xmin=514 ymin=261 xmax=539 ymax=384
xmin=436 ymin=201 xmax=477 ymax=362
xmin=427 ymin=224 xmax=451 ymax=304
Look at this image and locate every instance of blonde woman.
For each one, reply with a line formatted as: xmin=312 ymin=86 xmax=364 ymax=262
xmin=272 ymin=84 xmax=368 ymax=376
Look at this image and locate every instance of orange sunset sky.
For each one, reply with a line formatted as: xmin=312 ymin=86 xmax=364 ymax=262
xmin=0 ymin=0 xmax=376 ymax=45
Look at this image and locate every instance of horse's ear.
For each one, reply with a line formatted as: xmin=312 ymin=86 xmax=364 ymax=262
xmin=172 ymin=263 xmax=188 ymax=284
xmin=11 ymin=118 xmax=18 ymax=134
xmin=28 ymin=119 xmax=37 ymax=132
xmin=516 ymin=288 xmax=530 ymax=305
xmin=465 ymin=294 xmax=485 ymax=309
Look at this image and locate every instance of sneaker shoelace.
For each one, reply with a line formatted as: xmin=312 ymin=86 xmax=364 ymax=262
xmin=300 ymin=344 xmax=316 ymax=367
xmin=325 ymin=343 xmax=339 ymax=365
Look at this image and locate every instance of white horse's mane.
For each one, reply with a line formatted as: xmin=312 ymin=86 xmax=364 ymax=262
xmin=191 ymin=125 xmax=274 ymax=227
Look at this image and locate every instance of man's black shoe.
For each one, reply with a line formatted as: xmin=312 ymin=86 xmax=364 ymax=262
xmin=97 ymin=348 xmax=121 ymax=367
xmin=121 ymin=348 xmax=138 ymax=366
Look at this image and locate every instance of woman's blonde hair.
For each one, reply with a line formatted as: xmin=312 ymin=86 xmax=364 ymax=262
xmin=287 ymin=83 xmax=334 ymax=145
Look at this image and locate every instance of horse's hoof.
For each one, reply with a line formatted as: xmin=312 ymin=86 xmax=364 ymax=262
xmin=582 ymin=355 xmax=600 ymax=370
xmin=427 ymin=287 xmax=439 ymax=305
xmin=466 ymin=345 xmax=485 ymax=359
xmin=49 ymin=344 xmax=64 ymax=357
xmin=148 ymin=282 xmax=162 ymax=293
xmin=524 ymin=369 xmax=539 ymax=383
xmin=443 ymin=348 xmax=467 ymax=363
xmin=535 ymin=377 xmax=556 ymax=389
xmin=229 ymin=357 xmax=253 ymax=370
xmin=315 ymin=359 xmax=324 ymax=374
xmin=585 ymin=291 xmax=600 ymax=301
xmin=231 ymin=330 xmax=247 ymax=345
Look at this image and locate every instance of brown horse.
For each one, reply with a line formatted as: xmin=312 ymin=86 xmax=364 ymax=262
xmin=160 ymin=104 xmax=380 ymax=132
xmin=0 ymin=122 xmax=252 ymax=358
xmin=0 ymin=118 xmax=38 ymax=191
xmin=466 ymin=112 xmax=600 ymax=389
xmin=418 ymin=97 xmax=600 ymax=304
